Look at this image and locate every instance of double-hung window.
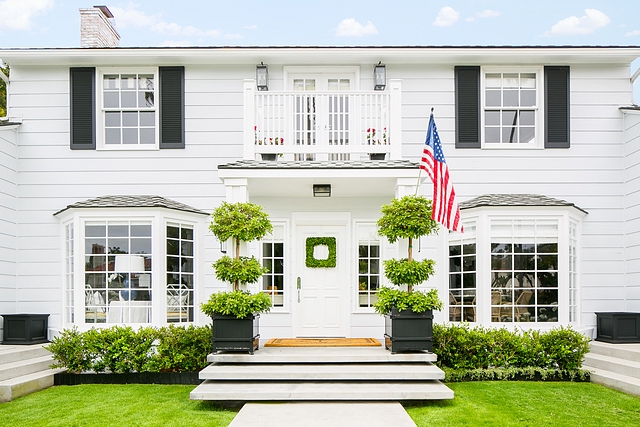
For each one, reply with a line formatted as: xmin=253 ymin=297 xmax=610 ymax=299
xmin=102 ymin=71 xmax=157 ymax=147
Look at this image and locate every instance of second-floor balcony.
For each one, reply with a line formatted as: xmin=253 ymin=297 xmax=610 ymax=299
xmin=243 ymin=80 xmax=402 ymax=161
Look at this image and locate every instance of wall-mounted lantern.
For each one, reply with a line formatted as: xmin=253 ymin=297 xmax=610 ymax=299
xmin=374 ymin=62 xmax=386 ymax=91
xmin=256 ymin=63 xmax=269 ymax=91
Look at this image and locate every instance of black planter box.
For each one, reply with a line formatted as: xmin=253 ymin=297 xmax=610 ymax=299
xmin=1 ymin=314 xmax=49 ymax=345
xmin=369 ymin=153 xmax=386 ymax=160
xmin=384 ymin=308 xmax=433 ymax=353
xmin=596 ymin=312 xmax=640 ymax=343
xmin=54 ymin=372 xmax=202 ymax=385
xmin=211 ymin=313 xmax=260 ymax=354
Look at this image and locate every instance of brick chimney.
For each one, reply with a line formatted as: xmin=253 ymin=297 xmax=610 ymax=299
xmin=79 ymin=6 xmax=120 ymax=48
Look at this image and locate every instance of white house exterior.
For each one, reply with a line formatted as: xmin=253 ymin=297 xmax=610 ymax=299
xmin=2 ymin=10 xmax=640 ymax=341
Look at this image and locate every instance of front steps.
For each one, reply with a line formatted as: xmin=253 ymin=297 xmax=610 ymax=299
xmin=583 ymin=340 xmax=640 ymax=397
xmin=0 ymin=344 xmax=65 ymax=402
xmin=190 ymin=345 xmax=453 ymax=402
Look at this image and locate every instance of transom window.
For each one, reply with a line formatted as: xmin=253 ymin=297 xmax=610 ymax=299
xmin=101 ymin=71 xmax=157 ymax=147
xmin=484 ymin=71 xmax=538 ymax=146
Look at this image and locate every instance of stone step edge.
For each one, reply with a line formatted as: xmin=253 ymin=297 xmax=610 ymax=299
xmin=588 ymin=342 xmax=640 ymax=362
xmin=0 ymin=345 xmax=51 ymax=365
xmin=583 ymin=353 xmax=640 ymax=379
xmin=0 ymin=368 xmax=66 ymax=402
xmin=584 ymin=365 xmax=640 ymax=397
xmin=191 ymin=380 xmax=454 ymax=401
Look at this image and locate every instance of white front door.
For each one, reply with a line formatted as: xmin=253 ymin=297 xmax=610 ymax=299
xmin=294 ymin=223 xmax=348 ymax=337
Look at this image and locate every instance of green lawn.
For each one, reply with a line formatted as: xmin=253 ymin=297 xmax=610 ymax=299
xmin=406 ymin=382 xmax=640 ymax=427
xmin=0 ymin=382 xmax=638 ymax=427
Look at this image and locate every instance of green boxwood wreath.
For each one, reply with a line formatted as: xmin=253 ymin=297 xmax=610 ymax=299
xmin=305 ymin=237 xmax=337 ymax=268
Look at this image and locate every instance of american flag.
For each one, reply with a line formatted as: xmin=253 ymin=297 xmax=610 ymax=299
xmin=420 ymin=114 xmax=463 ymax=233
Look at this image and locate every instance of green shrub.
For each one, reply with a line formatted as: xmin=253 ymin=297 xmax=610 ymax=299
xmin=201 ymin=289 xmax=272 ymax=319
xmin=373 ymin=287 xmax=443 ymax=315
xmin=47 ymin=325 xmax=212 ymax=373
xmin=433 ymin=323 xmax=590 ymax=373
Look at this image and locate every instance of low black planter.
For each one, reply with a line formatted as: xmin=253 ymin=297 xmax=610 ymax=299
xmin=1 ymin=314 xmax=49 ymax=345
xmin=369 ymin=153 xmax=386 ymax=160
xmin=260 ymin=153 xmax=277 ymax=161
xmin=54 ymin=371 xmax=202 ymax=385
xmin=384 ymin=308 xmax=433 ymax=354
xmin=596 ymin=312 xmax=640 ymax=343
xmin=211 ymin=313 xmax=260 ymax=354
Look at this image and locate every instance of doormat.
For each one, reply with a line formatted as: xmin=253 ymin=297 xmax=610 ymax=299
xmin=264 ymin=338 xmax=381 ymax=347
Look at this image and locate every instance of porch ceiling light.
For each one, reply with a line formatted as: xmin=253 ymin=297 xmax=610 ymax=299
xmin=256 ymin=62 xmax=269 ymax=91
xmin=313 ymin=184 xmax=331 ymax=197
xmin=374 ymin=62 xmax=386 ymax=91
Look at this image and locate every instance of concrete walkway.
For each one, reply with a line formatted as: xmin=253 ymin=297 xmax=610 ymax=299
xmin=228 ymin=402 xmax=417 ymax=427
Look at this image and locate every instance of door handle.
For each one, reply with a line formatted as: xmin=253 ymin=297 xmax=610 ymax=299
xmin=297 ymin=277 xmax=301 ymax=303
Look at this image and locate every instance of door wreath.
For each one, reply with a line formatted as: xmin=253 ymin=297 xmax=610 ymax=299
xmin=305 ymin=237 xmax=337 ymax=268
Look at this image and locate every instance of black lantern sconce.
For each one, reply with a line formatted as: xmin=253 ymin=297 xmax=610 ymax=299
xmin=256 ymin=62 xmax=269 ymax=91
xmin=374 ymin=62 xmax=386 ymax=91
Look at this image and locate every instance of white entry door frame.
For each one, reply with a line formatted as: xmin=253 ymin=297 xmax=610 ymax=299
xmin=292 ymin=212 xmax=351 ymax=337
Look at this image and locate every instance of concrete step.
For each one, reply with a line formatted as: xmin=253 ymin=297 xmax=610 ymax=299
xmin=208 ymin=347 xmax=437 ymax=364
xmin=0 ymin=344 xmax=51 ymax=365
xmin=200 ymin=362 xmax=445 ymax=381
xmin=583 ymin=353 xmax=640 ymax=380
xmin=588 ymin=341 xmax=640 ymax=362
xmin=191 ymin=380 xmax=454 ymax=402
xmin=584 ymin=365 xmax=640 ymax=398
xmin=0 ymin=355 xmax=54 ymax=381
xmin=228 ymin=402 xmax=418 ymax=427
xmin=0 ymin=367 xmax=66 ymax=403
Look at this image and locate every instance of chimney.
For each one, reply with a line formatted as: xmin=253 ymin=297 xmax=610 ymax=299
xmin=79 ymin=6 xmax=120 ymax=48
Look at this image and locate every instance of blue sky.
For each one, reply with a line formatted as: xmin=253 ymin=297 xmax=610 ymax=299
xmin=1 ymin=1 xmax=640 ymax=100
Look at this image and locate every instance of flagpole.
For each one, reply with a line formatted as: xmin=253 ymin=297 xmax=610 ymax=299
xmin=415 ymin=108 xmax=434 ymax=196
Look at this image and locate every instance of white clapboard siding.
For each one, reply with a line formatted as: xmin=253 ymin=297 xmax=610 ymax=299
xmin=0 ymin=128 xmax=17 ymax=292
xmin=624 ymin=111 xmax=640 ymax=309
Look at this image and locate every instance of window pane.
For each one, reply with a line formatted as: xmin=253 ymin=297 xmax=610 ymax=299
xmin=139 ymin=92 xmax=155 ymax=108
xmin=105 ymin=112 xmax=120 ymax=127
xmin=520 ymin=127 xmax=535 ymax=144
xmin=181 ymin=228 xmax=193 ymax=240
xmin=181 ymin=241 xmax=193 ymax=256
xmin=463 ymin=274 xmax=476 ymax=288
xmin=167 ymin=226 xmax=179 ymax=239
xmin=503 ymin=90 xmax=519 ymax=107
xmin=86 ymin=225 xmax=106 ymax=237
xmin=131 ymin=238 xmax=151 ymax=254
xmin=140 ymin=128 xmax=155 ymax=144
xmin=449 ymin=245 xmax=461 ymax=257
xmin=463 ymin=255 xmax=475 ymax=272
xmin=449 ymin=274 xmax=461 ymax=289
xmin=520 ymin=110 xmax=535 ymax=126
xmin=140 ymin=111 xmax=155 ymax=126
xmin=131 ymin=224 xmax=151 ymax=237
xmin=104 ymin=92 xmax=119 ymax=108
xmin=485 ymin=111 xmax=500 ymax=125
xmin=485 ymin=127 xmax=500 ymax=143
xmin=502 ymin=126 xmax=517 ymax=144
xmin=108 ymin=225 xmax=128 ymax=237
xmin=121 ymin=75 xmax=136 ymax=89
xmin=485 ymin=73 xmax=501 ymax=88
xmin=122 ymin=112 xmax=138 ymax=127
xmin=104 ymin=75 xmax=119 ymax=90
xmin=521 ymin=90 xmax=536 ymax=106
xmin=167 ymin=239 xmax=179 ymax=255
xmin=520 ymin=73 xmax=536 ymax=88
xmin=538 ymin=243 xmax=558 ymax=253
xmin=123 ymin=128 xmax=138 ymax=144
xmin=503 ymin=73 xmax=518 ymax=88
xmin=486 ymin=90 xmax=501 ymax=107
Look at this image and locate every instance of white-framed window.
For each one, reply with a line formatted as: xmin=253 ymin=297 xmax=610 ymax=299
xmin=448 ymin=222 xmax=477 ymax=322
xmin=64 ymin=223 xmax=75 ymax=323
xmin=166 ymin=223 xmax=195 ymax=322
xmin=482 ymin=68 xmax=541 ymax=148
xmin=98 ymin=68 xmax=158 ymax=149
xmin=262 ymin=224 xmax=285 ymax=307
xmin=356 ymin=223 xmax=380 ymax=309
xmin=446 ymin=207 xmax=583 ymax=325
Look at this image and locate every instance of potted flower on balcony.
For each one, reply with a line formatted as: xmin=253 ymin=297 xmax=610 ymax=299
xmin=367 ymin=127 xmax=388 ymax=160
xmin=201 ymin=201 xmax=273 ymax=354
xmin=373 ymin=195 xmax=443 ymax=353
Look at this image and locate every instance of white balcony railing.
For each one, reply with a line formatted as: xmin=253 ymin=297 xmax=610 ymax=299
xmin=243 ymin=79 xmax=402 ymax=160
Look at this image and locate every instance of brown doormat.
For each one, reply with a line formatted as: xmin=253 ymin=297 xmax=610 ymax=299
xmin=264 ymin=338 xmax=381 ymax=347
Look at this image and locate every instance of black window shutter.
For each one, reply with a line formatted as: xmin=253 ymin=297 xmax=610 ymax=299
xmin=70 ymin=67 xmax=95 ymax=150
xmin=545 ymin=66 xmax=570 ymax=148
xmin=455 ymin=66 xmax=480 ymax=148
xmin=159 ymin=66 xmax=185 ymax=149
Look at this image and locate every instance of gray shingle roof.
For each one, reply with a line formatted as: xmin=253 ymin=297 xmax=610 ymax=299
xmin=54 ymin=195 xmax=209 ymax=216
xmin=0 ymin=121 xmax=21 ymax=127
xmin=219 ymin=159 xmax=419 ymax=169
xmin=459 ymin=194 xmax=587 ymax=214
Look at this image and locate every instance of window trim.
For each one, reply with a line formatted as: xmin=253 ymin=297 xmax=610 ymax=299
xmin=96 ymin=67 xmax=160 ymax=151
xmin=480 ymin=66 xmax=544 ymax=149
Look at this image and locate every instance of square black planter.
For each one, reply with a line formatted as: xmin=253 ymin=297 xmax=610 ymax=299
xmin=596 ymin=312 xmax=640 ymax=343
xmin=1 ymin=314 xmax=49 ymax=345
xmin=383 ymin=308 xmax=433 ymax=354
xmin=369 ymin=153 xmax=386 ymax=160
xmin=211 ymin=313 xmax=260 ymax=354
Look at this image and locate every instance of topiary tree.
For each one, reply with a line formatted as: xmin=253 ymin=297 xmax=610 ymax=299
xmin=209 ymin=201 xmax=273 ymax=291
xmin=374 ymin=195 xmax=443 ymax=314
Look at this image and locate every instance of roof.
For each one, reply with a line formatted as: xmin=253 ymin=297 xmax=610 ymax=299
xmin=459 ymin=194 xmax=588 ymax=214
xmin=2 ymin=46 xmax=639 ymax=67
xmin=54 ymin=195 xmax=209 ymax=216
xmin=218 ymin=159 xmax=419 ymax=170
xmin=0 ymin=121 xmax=21 ymax=127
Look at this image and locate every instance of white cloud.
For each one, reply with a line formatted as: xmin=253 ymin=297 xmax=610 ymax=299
xmin=477 ymin=10 xmax=500 ymax=19
xmin=433 ymin=6 xmax=459 ymax=27
xmin=335 ymin=18 xmax=378 ymax=37
xmin=0 ymin=0 xmax=53 ymax=31
xmin=626 ymin=30 xmax=640 ymax=37
xmin=544 ymin=9 xmax=610 ymax=36
xmin=242 ymin=25 xmax=258 ymax=30
xmin=111 ymin=3 xmax=221 ymax=38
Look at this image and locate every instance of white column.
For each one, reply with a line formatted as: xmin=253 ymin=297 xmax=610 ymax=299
xmin=395 ymin=177 xmax=425 ymax=198
xmin=224 ymin=178 xmax=249 ymax=203
xmin=388 ymin=79 xmax=402 ymax=160
xmin=243 ymin=80 xmax=256 ymax=160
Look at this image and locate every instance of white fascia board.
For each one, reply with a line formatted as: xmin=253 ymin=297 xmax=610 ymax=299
xmin=1 ymin=46 xmax=640 ymax=67
xmin=460 ymin=204 xmax=587 ymax=218
xmin=217 ymin=167 xmax=420 ymax=180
